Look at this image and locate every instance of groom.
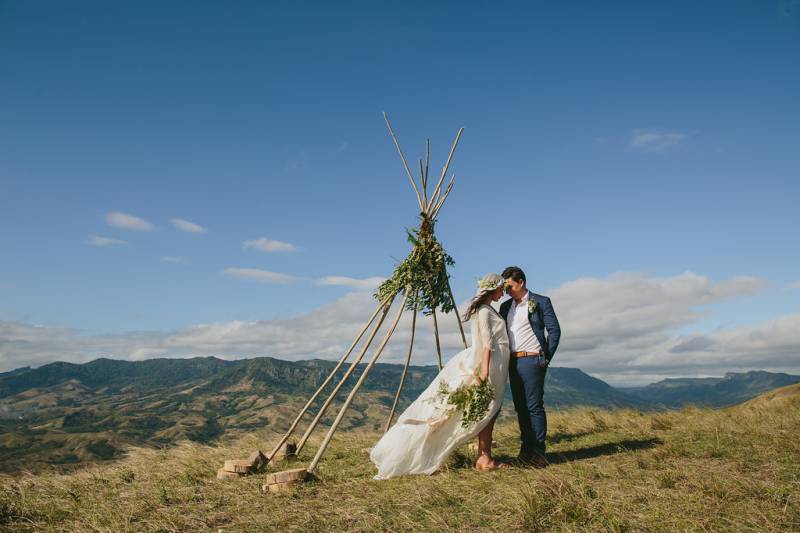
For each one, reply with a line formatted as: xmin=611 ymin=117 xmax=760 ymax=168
xmin=500 ymin=266 xmax=561 ymax=467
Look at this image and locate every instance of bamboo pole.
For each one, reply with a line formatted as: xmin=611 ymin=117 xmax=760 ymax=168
xmin=419 ymin=159 xmax=427 ymax=206
xmin=266 ymin=297 xmax=390 ymax=461
xmin=427 ymin=128 xmax=463 ymax=214
xmin=432 ymin=308 xmax=443 ymax=370
xmin=425 ymin=139 xmax=430 ymax=183
xmin=295 ymin=295 xmax=395 ymax=454
xmin=431 ymin=176 xmax=455 ymax=219
xmin=307 ymin=290 xmax=409 ymax=473
xmin=446 ymin=278 xmax=468 ymax=349
xmin=383 ymin=113 xmax=424 ymax=212
xmin=423 ymin=139 xmax=430 ymax=208
xmin=383 ymin=305 xmax=417 ymax=433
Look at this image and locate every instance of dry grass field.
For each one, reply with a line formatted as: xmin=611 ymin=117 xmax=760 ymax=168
xmin=1 ymin=384 xmax=798 ymax=532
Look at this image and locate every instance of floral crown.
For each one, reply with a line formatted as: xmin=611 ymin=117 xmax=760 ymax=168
xmin=476 ymin=273 xmax=504 ymax=292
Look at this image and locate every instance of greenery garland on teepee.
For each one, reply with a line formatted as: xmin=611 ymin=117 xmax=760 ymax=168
xmin=374 ymin=213 xmax=455 ymax=315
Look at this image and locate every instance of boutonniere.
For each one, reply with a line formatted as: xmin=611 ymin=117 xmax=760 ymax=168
xmin=528 ymin=299 xmax=538 ymax=315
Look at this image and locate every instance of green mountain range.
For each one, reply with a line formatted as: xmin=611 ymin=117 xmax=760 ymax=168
xmin=0 ymin=356 xmax=796 ymax=473
xmin=623 ymin=370 xmax=800 ymax=408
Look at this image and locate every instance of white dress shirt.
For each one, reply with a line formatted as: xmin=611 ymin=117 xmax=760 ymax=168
xmin=507 ymin=292 xmax=542 ymax=353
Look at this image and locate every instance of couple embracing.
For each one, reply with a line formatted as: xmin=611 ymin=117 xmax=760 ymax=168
xmin=370 ymin=266 xmax=561 ymax=479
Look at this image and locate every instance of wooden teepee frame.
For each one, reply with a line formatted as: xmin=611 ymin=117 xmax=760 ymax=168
xmin=266 ymin=114 xmax=468 ymax=477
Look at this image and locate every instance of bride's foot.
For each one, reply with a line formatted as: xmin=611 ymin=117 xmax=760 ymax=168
xmin=475 ymin=461 xmax=508 ymax=472
xmin=475 ymin=456 xmax=508 ymax=472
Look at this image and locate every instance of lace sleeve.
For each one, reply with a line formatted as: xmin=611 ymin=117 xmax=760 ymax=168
xmin=477 ymin=307 xmax=492 ymax=351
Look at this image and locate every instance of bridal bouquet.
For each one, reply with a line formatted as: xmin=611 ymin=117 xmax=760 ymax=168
xmin=437 ymin=373 xmax=495 ymax=428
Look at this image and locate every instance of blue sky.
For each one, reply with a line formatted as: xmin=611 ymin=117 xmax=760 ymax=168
xmin=1 ymin=1 xmax=798 ymax=384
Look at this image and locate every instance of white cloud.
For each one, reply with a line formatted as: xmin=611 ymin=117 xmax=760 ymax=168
xmin=170 ymin=218 xmax=207 ymax=234
xmin=160 ymin=256 xmax=190 ymax=264
xmin=0 ymin=321 xmax=166 ymax=371
xmin=694 ymin=314 xmax=800 ymax=362
xmin=87 ymin=235 xmax=128 ymax=247
xmin=106 ymin=212 xmax=155 ymax=231
xmin=224 ymin=267 xmax=299 ymax=284
xmin=316 ymin=276 xmax=385 ymax=290
xmin=551 ymin=272 xmax=767 ymax=352
xmin=159 ymin=291 xmax=425 ymax=360
xmin=243 ymin=238 xmax=298 ymax=253
xmin=3 ymin=271 xmax=798 ymax=387
xmin=629 ymin=129 xmax=687 ymax=151
xmin=545 ymin=272 xmax=772 ymax=384
xmin=0 ymin=291 xmax=462 ymax=373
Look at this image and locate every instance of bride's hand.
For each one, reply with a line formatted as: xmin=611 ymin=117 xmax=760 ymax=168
xmin=479 ymin=363 xmax=489 ymax=382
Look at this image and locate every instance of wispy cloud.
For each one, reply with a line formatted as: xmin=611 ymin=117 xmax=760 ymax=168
xmin=224 ymin=267 xmax=299 ymax=284
xmin=629 ymin=129 xmax=687 ymax=152
xmin=790 ymin=281 xmax=800 ymax=289
xmin=106 ymin=212 xmax=155 ymax=231
xmin=87 ymin=235 xmax=128 ymax=247
xmin=170 ymin=218 xmax=207 ymax=234
xmin=160 ymin=256 xmax=190 ymax=264
xmin=316 ymin=276 xmax=384 ymax=290
xmin=243 ymin=238 xmax=298 ymax=253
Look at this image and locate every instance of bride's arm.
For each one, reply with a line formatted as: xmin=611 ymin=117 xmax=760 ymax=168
xmin=479 ymin=346 xmax=491 ymax=381
xmin=478 ymin=307 xmax=492 ymax=381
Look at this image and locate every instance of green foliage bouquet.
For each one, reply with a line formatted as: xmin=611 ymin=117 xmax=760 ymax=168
xmin=437 ymin=373 xmax=495 ymax=428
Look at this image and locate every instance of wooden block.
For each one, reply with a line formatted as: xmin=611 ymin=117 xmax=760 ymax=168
xmin=264 ymin=467 xmax=308 ymax=485
xmin=247 ymin=450 xmax=268 ymax=471
xmin=223 ymin=460 xmax=255 ymax=474
xmin=262 ymin=481 xmax=293 ymax=493
xmin=217 ymin=468 xmax=244 ymax=480
xmin=261 ymin=470 xmax=315 ymax=494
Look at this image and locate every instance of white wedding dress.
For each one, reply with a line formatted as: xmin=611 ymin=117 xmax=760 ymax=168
xmin=370 ymin=304 xmax=510 ymax=479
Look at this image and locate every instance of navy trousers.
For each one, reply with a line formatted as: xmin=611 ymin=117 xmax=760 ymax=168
xmin=509 ymin=355 xmax=548 ymax=456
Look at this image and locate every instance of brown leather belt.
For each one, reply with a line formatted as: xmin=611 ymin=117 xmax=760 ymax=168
xmin=513 ymin=351 xmax=542 ymax=358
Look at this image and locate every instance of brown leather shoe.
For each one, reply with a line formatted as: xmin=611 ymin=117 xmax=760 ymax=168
xmin=517 ymin=452 xmax=548 ymax=468
xmin=529 ymin=454 xmax=549 ymax=469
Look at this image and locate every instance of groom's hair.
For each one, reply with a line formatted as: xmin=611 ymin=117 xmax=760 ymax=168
xmin=502 ymin=266 xmax=526 ymax=284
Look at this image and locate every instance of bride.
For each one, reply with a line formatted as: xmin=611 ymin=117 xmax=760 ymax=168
xmin=370 ymin=273 xmax=511 ymax=479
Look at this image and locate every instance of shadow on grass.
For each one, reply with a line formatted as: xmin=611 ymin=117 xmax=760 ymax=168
xmin=445 ymin=437 xmax=663 ymax=472
xmin=546 ymin=429 xmax=598 ymax=445
xmin=547 ymin=437 xmax=663 ymax=464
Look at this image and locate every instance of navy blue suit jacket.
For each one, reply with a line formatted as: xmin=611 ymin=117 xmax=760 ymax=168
xmin=499 ymin=291 xmax=561 ymax=361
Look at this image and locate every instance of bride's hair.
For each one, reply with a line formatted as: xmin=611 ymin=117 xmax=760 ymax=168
xmin=462 ymin=291 xmax=493 ymax=322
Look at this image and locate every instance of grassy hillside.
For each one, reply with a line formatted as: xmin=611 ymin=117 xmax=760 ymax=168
xmin=1 ymin=385 xmax=798 ymax=531
xmin=0 ymin=356 xmax=647 ymax=473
